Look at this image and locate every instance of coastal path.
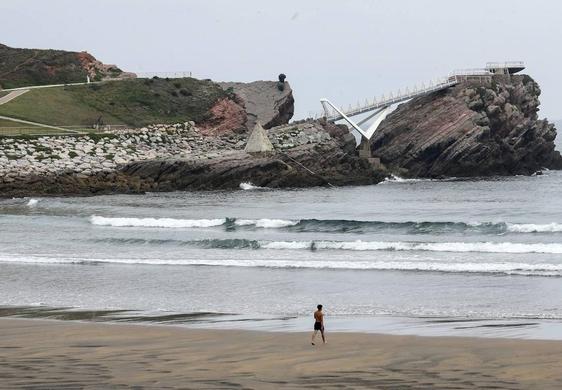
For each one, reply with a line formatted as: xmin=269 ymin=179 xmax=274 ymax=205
xmin=0 ymin=115 xmax=80 ymax=134
xmin=0 ymin=89 xmax=29 ymax=105
xmin=0 ymin=87 xmax=79 ymax=134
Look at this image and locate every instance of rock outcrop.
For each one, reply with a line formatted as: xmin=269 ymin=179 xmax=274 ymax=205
xmin=372 ymin=74 xmax=562 ymax=177
xmin=0 ymin=44 xmax=131 ymax=89
xmin=0 ymin=121 xmax=381 ymax=197
xmin=218 ymin=81 xmax=294 ymax=130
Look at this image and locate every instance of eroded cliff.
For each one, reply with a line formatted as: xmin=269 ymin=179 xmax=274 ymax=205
xmin=372 ymin=74 xmax=562 ymax=177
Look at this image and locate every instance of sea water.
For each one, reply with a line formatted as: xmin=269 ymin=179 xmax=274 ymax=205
xmin=1 ymin=169 xmax=562 ymax=339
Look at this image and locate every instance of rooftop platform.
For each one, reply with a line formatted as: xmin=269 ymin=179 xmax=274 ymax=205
xmin=485 ymin=61 xmax=525 ymax=74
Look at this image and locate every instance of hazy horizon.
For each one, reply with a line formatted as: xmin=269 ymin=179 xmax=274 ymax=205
xmin=2 ymin=0 xmax=561 ymax=120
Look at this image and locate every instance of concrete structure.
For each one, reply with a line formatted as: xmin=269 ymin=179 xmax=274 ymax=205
xmin=245 ymin=122 xmax=274 ymax=154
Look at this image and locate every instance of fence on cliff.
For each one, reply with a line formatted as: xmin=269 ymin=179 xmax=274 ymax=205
xmin=0 ymin=124 xmax=128 ymax=137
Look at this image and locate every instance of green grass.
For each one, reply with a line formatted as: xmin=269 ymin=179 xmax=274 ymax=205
xmin=0 ymin=77 xmax=228 ymax=128
xmin=0 ymin=118 xmax=63 ymax=136
xmin=0 ymin=87 xmax=122 ymax=127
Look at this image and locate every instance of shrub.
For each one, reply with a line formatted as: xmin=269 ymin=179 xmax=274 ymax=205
xmin=179 ymin=88 xmax=191 ymax=97
xmin=170 ymin=90 xmax=179 ymax=97
xmin=173 ymin=82 xmax=181 ymax=89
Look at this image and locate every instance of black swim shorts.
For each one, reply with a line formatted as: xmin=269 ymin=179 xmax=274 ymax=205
xmin=314 ymin=321 xmax=322 ymax=331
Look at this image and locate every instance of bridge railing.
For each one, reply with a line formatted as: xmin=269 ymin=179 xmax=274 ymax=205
xmin=322 ymin=75 xmax=460 ymax=121
xmin=134 ymin=71 xmax=193 ymax=79
xmin=485 ymin=61 xmax=525 ymax=69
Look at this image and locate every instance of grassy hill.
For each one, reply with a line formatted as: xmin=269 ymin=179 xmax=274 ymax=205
xmin=0 ymin=77 xmax=229 ymax=129
xmin=0 ymin=44 xmax=123 ymax=89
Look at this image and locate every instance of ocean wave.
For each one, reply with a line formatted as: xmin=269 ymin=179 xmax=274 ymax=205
xmin=234 ymin=219 xmax=299 ymax=228
xmin=507 ymin=223 xmax=562 ymax=233
xmin=261 ymin=240 xmax=562 ymax=254
xmin=1 ymin=254 xmax=561 ymax=276
xmin=239 ymin=182 xmax=265 ymax=190
xmin=26 ymin=198 xmax=39 ymax=207
xmin=88 ymin=215 xmax=562 ymax=235
xmin=383 ymin=174 xmax=427 ymax=183
xmin=92 ymin=237 xmax=562 ymax=255
xmin=90 ymin=215 xmax=226 ymax=228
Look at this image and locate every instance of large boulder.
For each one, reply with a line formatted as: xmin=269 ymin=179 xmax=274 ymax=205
xmin=371 ymin=74 xmax=562 ymax=177
xmin=218 ymin=80 xmax=294 ymax=130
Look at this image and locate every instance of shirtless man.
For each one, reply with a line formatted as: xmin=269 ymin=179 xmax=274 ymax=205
xmin=311 ymin=304 xmax=326 ymax=345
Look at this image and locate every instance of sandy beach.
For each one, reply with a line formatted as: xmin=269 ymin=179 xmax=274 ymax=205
xmin=1 ymin=318 xmax=561 ymax=389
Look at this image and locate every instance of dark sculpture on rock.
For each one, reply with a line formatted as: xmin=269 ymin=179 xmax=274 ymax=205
xmin=277 ymin=73 xmax=287 ymax=91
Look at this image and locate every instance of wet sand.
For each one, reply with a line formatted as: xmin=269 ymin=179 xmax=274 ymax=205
xmin=1 ymin=318 xmax=562 ymax=389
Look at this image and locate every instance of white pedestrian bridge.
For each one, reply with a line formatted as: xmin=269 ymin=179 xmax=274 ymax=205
xmin=319 ymin=62 xmax=525 ymax=144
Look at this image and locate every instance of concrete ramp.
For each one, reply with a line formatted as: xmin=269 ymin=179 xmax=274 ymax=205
xmin=0 ymin=89 xmax=29 ymax=105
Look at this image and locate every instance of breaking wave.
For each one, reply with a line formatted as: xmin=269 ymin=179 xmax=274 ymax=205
xmin=90 ymin=215 xmax=226 ymax=228
xmin=91 ymin=237 xmax=562 ymax=255
xmin=506 ymin=223 xmax=562 ymax=233
xmin=89 ymin=216 xmax=562 ymax=235
xmin=26 ymin=198 xmax=39 ymax=207
xmin=234 ymin=219 xmax=298 ymax=228
xmin=239 ymin=182 xmax=265 ymax=190
xmin=383 ymin=175 xmax=427 ymax=183
xmin=1 ymin=253 xmax=561 ymax=276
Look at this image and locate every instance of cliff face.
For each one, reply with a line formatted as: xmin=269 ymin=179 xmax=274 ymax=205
xmin=0 ymin=44 xmax=131 ymax=89
xmin=218 ymin=81 xmax=294 ymax=130
xmin=372 ymin=74 xmax=562 ymax=177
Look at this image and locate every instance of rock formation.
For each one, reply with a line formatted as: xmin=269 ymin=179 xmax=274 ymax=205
xmin=218 ymin=81 xmax=294 ymax=130
xmin=0 ymin=121 xmax=381 ymax=197
xmin=371 ymin=74 xmax=562 ymax=177
xmin=0 ymin=44 xmax=131 ymax=89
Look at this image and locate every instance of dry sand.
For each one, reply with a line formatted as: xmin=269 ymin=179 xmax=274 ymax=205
xmin=1 ymin=318 xmax=562 ymax=389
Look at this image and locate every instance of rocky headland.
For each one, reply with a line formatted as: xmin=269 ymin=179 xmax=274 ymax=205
xmin=0 ymin=120 xmax=379 ymax=197
xmin=372 ymin=74 xmax=562 ymax=177
xmin=1 ymin=65 xmax=560 ymax=197
xmin=0 ymin=44 xmax=133 ymax=89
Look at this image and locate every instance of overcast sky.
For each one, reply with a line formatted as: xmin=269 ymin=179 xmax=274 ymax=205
xmin=2 ymin=0 xmax=561 ymax=120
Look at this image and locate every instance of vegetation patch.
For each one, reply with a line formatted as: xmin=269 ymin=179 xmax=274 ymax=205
xmin=0 ymin=77 xmax=228 ymax=128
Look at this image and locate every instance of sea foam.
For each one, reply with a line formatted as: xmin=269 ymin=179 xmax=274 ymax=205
xmin=235 ymin=219 xmax=299 ymax=228
xmin=1 ymin=254 xmax=561 ymax=276
xmin=260 ymin=240 xmax=562 ymax=254
xmin=239 ymin=182 xmax=264 ymax=190
xmin=26 ymin=198 xmax=39 ymax=207
xmin=90 ymin=215 xmax=226 ymax=228
xmin=507 ymin=223 xmax=562 ymax=233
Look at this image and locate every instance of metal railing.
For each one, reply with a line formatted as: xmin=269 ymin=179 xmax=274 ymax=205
xmin=323 ymin=76 xmax=461 ymax=121
xmin=134 ymin=71 xmax=193 ymax=79
xmin=485 ymin=61 xmax=525 ymax=69
xmin=320 ymin=64 xmax=522 ymax=121
xmin=0 ymin=124 xmax=128 ymax=137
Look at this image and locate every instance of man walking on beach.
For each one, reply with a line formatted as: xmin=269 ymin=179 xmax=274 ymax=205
xmin=311 ymin=304 xmax=326 ymax=345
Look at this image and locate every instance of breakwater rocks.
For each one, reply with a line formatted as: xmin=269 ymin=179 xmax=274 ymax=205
xmin=372 ymin=74 xmax=562 ymax=177
xmin=0 ymin=121 xmax=381 ymax=197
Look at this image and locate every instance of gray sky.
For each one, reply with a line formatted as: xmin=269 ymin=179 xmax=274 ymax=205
xmin=2 ymin=0 xmax=561 ymax=120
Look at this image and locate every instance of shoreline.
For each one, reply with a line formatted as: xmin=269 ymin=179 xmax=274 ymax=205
xmin=3 ymin=305 xmax=562 ymax=341
xmin=2 ymin=317 xmax=562 ymax=388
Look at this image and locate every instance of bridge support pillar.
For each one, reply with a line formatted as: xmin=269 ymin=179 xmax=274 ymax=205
xmin=358 ymin=136 xmax=372 ymax=159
